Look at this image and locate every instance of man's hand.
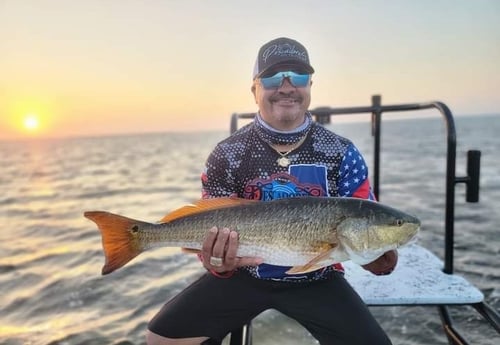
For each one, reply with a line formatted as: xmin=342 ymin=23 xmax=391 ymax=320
xmin=361 ymin=250 xmax=398 ymax=276
xmin=201 ymin=227 xmax=263 ymax=273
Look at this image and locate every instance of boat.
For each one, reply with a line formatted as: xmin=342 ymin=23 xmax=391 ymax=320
xmin=223 ymin=95 xmax=500 ymax=345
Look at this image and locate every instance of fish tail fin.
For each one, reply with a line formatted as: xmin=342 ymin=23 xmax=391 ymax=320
xmin=84 ymin=211 xmax=146 ymax=275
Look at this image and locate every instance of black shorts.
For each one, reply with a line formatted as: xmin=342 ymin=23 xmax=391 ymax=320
xmin=148 ymin=271 xmax=392 ymax=345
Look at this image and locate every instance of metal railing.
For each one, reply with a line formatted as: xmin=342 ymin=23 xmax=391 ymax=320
xmin=226 ymin=95 xmax=498 ymax=345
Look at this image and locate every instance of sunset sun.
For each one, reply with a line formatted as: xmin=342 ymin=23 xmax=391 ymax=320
xmin=23 ymin=114 xmax=40 ymax=131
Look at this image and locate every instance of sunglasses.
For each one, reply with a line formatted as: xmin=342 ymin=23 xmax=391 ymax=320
xmin=259 ymin=71 xmax=311 ymax=90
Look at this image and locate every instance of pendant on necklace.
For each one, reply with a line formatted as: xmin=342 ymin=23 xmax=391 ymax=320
xmin=277 ymin=156 xmax=291 ymax=167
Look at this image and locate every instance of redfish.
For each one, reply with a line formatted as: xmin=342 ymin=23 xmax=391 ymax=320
xmin=84 ymin=197 xmax=420 ymax=275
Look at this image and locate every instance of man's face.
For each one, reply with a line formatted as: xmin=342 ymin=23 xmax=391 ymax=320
xmin=252 ymin=67 xmax=312 ymax=131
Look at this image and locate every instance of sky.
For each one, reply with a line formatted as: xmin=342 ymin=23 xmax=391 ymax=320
xmin=1 ymin=0 xmax=499 ymax=140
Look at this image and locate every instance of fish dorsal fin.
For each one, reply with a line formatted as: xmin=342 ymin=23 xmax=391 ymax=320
xmin=159 ymin=197 xmax=258 ymax=223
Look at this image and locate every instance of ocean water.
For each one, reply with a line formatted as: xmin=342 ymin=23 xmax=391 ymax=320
xmin=0 ymin=114 xmax=499 ymax=345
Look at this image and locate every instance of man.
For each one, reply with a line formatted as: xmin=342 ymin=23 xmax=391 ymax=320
xmin=146 ymin=37 xmax=397 ymax=345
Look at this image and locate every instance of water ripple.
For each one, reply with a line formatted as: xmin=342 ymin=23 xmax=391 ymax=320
xmin=1 ymin=122 xmax=498 ymax=344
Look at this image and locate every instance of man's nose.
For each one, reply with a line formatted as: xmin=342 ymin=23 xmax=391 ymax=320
xmin=277 ymin=77 xmax=295 ymax=91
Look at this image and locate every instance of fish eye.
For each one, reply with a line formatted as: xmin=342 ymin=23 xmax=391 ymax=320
xmin=395 ymin=219 xmax=404 ymax=226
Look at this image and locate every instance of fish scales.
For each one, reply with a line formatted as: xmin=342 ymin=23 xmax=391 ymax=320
xmin=84 ymin=196 xmax=420 ymax=275
xmin=139 ymin=198 xmax=341 ymax=256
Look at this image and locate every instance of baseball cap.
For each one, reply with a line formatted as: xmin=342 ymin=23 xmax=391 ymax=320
xmin=253 ymin=37 xmax=314 ymax=79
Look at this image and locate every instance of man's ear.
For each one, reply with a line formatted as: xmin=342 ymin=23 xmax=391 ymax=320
xmin=251 ymin=84 xmax=257 ymax=103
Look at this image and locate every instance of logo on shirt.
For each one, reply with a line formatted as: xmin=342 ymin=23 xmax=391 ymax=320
xmin=243 ymin=172 xmax=325 ymax=201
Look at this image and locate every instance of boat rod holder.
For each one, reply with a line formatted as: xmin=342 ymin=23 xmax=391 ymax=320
xmin=455 ymin=150 xmax=481 ymax=203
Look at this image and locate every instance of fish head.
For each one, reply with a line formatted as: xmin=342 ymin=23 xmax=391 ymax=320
xmin=336 ymin=202 xmax=420 ymax=265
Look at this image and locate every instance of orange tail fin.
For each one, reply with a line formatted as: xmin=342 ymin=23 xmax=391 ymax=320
xmin=84 ymin=211 xmax=146 ymax=275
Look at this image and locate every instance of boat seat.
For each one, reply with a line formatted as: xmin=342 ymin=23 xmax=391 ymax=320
xmin=343 ymin=243 xmax=484 ymax=305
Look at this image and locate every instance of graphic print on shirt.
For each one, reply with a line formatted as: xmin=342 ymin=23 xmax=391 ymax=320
xmin=337 ymin=147 xmax=376 ymax=200
xmin=243 ymin=170 xmax=326 ymax=201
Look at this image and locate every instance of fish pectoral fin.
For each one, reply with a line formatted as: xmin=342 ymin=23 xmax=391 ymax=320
xmin=286 ymin=264 xmax=324 ymax=275
xmin=181 ymin=247 xmax=201 ymax=254
xmin=285 ymin=243 xmax=337 ymax=275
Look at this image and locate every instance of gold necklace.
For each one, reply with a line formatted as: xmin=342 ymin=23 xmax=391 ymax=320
xmin=268 ymin=134 xmax=308 ymax=167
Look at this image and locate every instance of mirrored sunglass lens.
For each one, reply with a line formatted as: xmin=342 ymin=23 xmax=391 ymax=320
xmin=260 ymin=72 xmax=310 ymax=89
xmin=291 ymin=74 xmax=310 ymax=87
xmin=260 ymin=75 xmax=283 ymax=89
